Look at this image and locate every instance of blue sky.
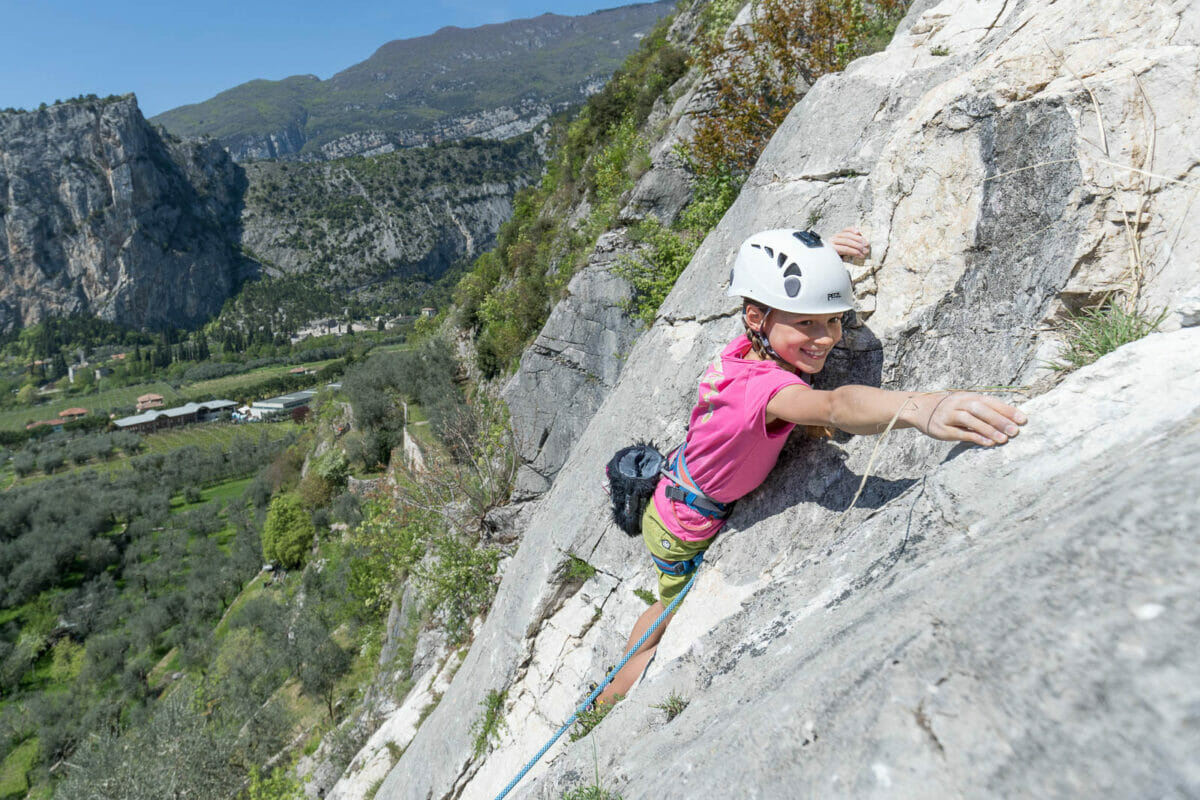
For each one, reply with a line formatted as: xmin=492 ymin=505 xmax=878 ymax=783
xmin=0 ymin=0 xmax=631 ymax=117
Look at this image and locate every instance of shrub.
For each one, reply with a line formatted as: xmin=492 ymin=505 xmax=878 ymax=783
xmin=569 ymin=695 xmax=621 ymax=742
xmin=37 ymin=448 xmax=64 ymax=475
xmin=297 ymin=471 xmax=334 ymax=510
xmin=632 ymin=588 xmax=657 ymax=606
xmin=588 ymin=116 xmax=646 ymax=222
xmin=294 ymin=613 xmax=353 ymax=719
xmin=470 ymin=688 xmax=507 ymax=758
xmin=346 ymin=501 xmax=429 ymax=611
xmin=689 ymin=0 xmax=909 ymax=181
xmin=562 ymin=785 xmax=623 ymax=800
xmin=12 ymin=451 xmax=35 ymax=477
xmin=414 ymin=532 xmax=500 ymax=644
xmin=0 ymin=738 xmax=38 ymax=798
xmin=614 ymin=217 xmax=702 ymax=324
xmin=564 ymin=554 xmax=597 ymax=583
xmin=244 ymin=765 xmax=304 ymax=800
xmin=313 ymin=449 xmax=349 ymax=488
xmin=261 ymin=493 xmax=315 ymax=568
xmin=614 ymin=171 xmax=739 ymax=323
xmin=331 ymin=492 xmax=362 ymax=527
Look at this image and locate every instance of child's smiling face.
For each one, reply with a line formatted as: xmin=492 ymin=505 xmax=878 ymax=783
xmin=757 ymin=309 xmax=844 ymax=373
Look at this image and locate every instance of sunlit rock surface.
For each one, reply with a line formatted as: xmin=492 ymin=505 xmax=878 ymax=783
xmin=360 ymin=0 xmax=1200 ymax=796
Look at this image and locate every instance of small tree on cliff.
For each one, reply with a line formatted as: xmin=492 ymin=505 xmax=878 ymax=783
xmin=261 ymin=493 xmax=315 ymax=569
xmin=17 ymin=384 xmax=38 ymax=405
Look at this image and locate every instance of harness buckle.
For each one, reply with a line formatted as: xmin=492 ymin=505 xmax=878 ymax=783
xmin=651 ymin=551 xmax=704 ymax=577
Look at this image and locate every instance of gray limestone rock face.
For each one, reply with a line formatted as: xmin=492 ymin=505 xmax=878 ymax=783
xmin=501 ymin=231 xmax=644 ymax=498
xmin=499 ymin=2 xmax=715 ymax=502
xmin=533 ymin=326 xmax=1200 ymax=800
xmin=238 ymin=172 xmax=531 ymax=282
xmin=0 ymin=95 xmax=248 ymax=332
xmin=225 ymin=119 xmax=309 ymax=162
xmin=314 ymin=102 xmax=570 ymax=161
xmin=372 ymin=0 xmax=1200 ymax=798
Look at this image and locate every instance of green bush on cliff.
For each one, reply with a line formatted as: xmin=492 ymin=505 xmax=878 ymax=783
xmin=455 ymin=0 xmax=913 ymax=372
xmin=615 ymin=169 xmax=740 ymax=323
xmin=455 ymin=14 xmax=688 ymax=377
xmin=262 ymin=493 xmax=315 ymax=568
xmin=688 ymin=0 xmax=909 ymax=182
xmin=608 ymin=0 xmax=911 ymax=325
xmin=470 ymin=689 xmax=508 ymax=757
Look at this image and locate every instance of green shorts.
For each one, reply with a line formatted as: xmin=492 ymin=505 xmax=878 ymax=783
xmin=642 ymin=501 xmax=714 ymax=607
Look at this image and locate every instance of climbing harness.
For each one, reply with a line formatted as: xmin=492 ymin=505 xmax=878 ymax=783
xmin=650 ymin=550 xmax=703 ymax=577
xmin=605 ymin=441 xmax=730 ymax=536
xmin=661 ymin=446 xmax=730 ymax=520
xmin=493 ymin=563 xmax=702 ymax=800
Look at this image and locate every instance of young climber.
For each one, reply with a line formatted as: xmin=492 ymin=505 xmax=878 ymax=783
xmin=596 ymin=227 xmax=1028 ymax=705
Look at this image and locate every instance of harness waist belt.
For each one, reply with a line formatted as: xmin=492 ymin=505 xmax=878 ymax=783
xmin=651 ymin=551 xmax=704 ymax=577
xmin=662 ymin=445 xmax=730 ymax=520
xmin=663 ymin=484 xmax=729 ymax=517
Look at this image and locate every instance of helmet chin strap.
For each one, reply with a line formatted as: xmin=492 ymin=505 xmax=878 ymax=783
xmin=746 ymin=308 xmax=787 ymax=364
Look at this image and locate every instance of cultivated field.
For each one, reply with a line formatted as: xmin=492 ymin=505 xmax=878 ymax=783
xmin=185 ymin=360 xmax=338 ymax=398
xmin=0 ymin=381 xmax=179 ymax=431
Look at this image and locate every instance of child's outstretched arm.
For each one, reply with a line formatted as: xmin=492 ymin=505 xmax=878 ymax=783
xmin=767 ymin=385 xmax=1027 ymax=447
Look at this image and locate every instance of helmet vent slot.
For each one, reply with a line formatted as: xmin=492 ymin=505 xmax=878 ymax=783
xmin=783 ymin=263 xmax=801 ymax=278
xmin=764 ymin=246 xmax=774 ymax=258
xmin=777 ymin=252 xmax=788 ymax=268
xmin=784 ymin=276 xmax=802 ymax=298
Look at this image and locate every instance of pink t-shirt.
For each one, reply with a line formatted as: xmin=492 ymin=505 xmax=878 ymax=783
xmin=652 ymin=334 xmax=809 ymax=542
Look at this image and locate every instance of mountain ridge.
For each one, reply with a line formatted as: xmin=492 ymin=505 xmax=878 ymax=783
xmin=152 ymin=1 xmax=673 ymax=161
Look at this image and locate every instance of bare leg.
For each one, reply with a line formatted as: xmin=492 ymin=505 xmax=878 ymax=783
xmin=598 ymin=601 xmax=674 ymax=705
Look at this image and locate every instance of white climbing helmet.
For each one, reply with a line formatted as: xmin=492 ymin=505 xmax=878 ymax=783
xmin=726 ymin=229 xmax=854 ymax=314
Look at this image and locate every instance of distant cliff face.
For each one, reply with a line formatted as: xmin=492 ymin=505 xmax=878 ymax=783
xmin=151 ymin=2 xmax=674 ymax=162
xmin=0 ymin=95 xmax=249 ymax=332
xmin=238 ymin=136 xmax=541 ymax=290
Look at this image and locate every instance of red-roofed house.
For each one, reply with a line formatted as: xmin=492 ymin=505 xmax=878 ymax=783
xmin=136 ymin=393 xmax=165 ymax=411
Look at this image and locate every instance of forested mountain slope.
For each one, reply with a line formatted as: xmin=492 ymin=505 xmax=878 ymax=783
xmin=152 ymin=2 xmax=674 ymax=161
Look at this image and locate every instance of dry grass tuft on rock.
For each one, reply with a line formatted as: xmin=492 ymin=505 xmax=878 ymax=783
xmin=1053 ymin=301 xmax=1166 ymax=372
xmin=652 ymin=691 xmax=689 ymax=722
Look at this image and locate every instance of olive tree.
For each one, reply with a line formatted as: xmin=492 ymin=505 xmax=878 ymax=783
xmin=261 ymin=493 xmax=314 ymax=568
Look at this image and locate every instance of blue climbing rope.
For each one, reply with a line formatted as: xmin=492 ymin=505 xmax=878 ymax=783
xmin=493 ymin=563 xmax=701 ymax=800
